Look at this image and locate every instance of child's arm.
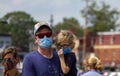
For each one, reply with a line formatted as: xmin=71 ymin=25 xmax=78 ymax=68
xmin=58 ymin=49 xmax=70 ymax=74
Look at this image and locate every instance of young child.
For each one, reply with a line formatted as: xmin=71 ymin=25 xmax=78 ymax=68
xmin=56 ymin=30 xmax=79 ymax=76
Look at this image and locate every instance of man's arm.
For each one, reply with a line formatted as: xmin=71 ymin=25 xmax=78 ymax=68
xmin=22 ymin=56 xmax=35 ymax=76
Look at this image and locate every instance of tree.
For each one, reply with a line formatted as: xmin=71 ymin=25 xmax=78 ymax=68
xmin=0 ymin=20 xmax=10 ymax=34
xmin=0 ymin=11 xmax=36 ymax=51
xmin=53 ymin=17 xmax=83 ymax=36
xmin=81 ymin=1 xmax=120 ymax=34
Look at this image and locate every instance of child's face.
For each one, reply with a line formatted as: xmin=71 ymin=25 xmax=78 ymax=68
xmin=60 ymin=43 xmax=70 ymax=48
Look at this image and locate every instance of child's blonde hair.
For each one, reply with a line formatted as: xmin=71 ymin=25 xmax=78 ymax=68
xmin=56 ymin=30 xmax=80 ymax=60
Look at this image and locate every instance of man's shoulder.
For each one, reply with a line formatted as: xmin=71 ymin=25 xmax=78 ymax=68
xmin=24 ymin=50 xmax=38 ymax=58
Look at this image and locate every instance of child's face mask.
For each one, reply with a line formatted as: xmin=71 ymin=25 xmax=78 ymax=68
xmin=63 ymin=47 xmax=71 ymax=55
xmin=57 ymin=45 xmax=71 ymax=55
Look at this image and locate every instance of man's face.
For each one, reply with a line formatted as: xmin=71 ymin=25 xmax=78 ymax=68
xmin=35 ymin=27 xmax=52 ymax=44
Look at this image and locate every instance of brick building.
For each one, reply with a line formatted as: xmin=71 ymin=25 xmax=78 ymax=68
xmin=94 ymin=31 xmax=120 ymax=67
xmin=79 ymin=32 xmax=94 ymax=63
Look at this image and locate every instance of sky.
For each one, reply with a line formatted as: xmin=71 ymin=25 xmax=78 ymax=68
xmin=0 ymin=0 xmax=120 ymax=26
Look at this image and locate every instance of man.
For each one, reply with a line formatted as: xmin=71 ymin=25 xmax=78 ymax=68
xmin=2 ymin=47 xmax=21 ymax=76
xmin=22 ymin=21 xmax=63 ymax=76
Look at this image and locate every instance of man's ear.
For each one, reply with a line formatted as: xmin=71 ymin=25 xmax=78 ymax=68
xmin=34 ymin=36 xmax=38 ymax=43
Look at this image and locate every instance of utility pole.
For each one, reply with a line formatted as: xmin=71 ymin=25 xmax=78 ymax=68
xmin=83 ymin=0 xmax=89 ymax=59
xmin=50 ymin=14 xmax=53 ymax=29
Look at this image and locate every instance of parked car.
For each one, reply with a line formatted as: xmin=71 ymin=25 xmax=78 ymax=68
xmin=109 ymin=72 xmax=120 ymax=76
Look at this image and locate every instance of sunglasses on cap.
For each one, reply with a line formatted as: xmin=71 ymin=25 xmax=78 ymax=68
xmin=36 ymin=32 xmax=52 ymax=38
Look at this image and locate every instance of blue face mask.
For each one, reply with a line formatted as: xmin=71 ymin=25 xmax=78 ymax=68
xmin=63 ymin=47 xmax=71 ymax=55
xmin=39 ymin=36 xmax=53 ymax=48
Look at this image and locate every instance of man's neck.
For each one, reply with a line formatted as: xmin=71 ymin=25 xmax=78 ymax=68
xmin=38 ymin=46 xmax=53 ymax=59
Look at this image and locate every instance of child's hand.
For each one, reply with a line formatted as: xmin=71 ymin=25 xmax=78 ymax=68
xmin=57 ymin=49 xmax=64 ymax=57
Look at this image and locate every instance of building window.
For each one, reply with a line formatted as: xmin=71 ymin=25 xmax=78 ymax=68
xmin=96 ymin=50 xmax=100 ymax=58
xmin=0 ymin=41 xmax=4 ymax=48
xmin=91 ymin=37 xmax=94 ymax=47
xmin=6 ymin=41 xmax=10 ymax=45
xmin=110 ymin=36 xmax=114 ymax=44
xmin=104 ymin=50 xmax=108 ymax=60
xmin=112 ymin=50 xmax=116 ymax=61
xmin=99 ymin=36 xmax=102 ymax=45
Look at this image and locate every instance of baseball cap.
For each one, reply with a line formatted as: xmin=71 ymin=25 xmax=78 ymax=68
xmin=34 ymin=21 xmax=52 ymax=36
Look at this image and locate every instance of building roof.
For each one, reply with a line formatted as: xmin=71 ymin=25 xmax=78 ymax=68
xmin=97 ymin=31 xmax=120 ymax=35
xmin=0 ymin=34 xmax=11 ymax=37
